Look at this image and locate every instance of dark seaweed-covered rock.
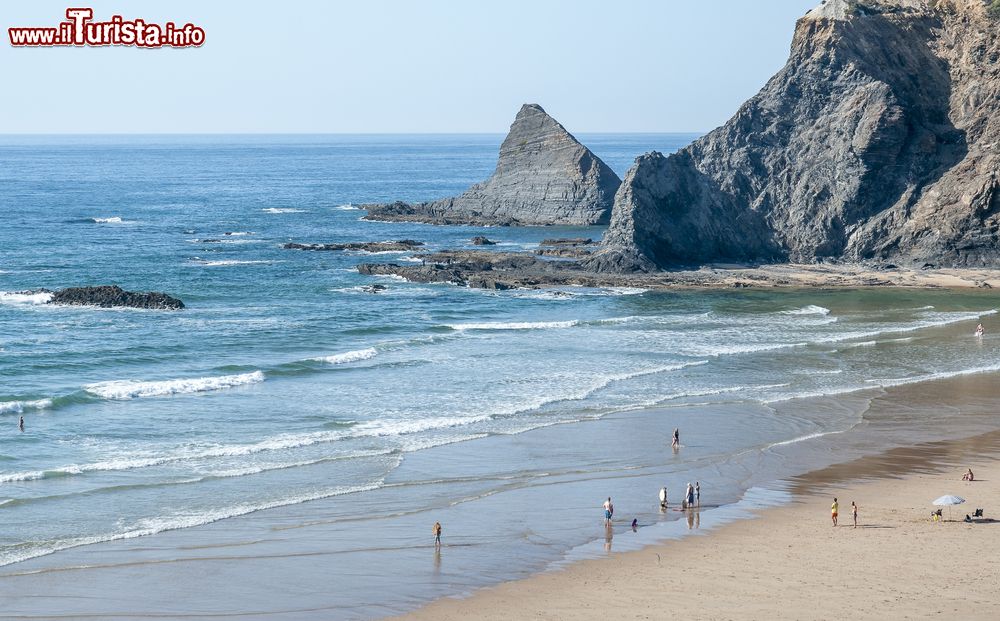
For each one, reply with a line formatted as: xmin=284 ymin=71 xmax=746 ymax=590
xmin=471 ymin=236 xmax=497 ymax=245
xmin=49 ymin=286 xmax=185 ymax=310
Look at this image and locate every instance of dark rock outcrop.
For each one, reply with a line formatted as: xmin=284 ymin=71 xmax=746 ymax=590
xmin=363 ymin=104 xmax=622 ymax=226
xmin=589 ymin=0 xmax=1000 ymax=272
xmin=284 ymin=240 xmax=423 ymax=252
xmin=470 ymin=236 xmax=497 ymax=245
xmin=535 ymin=237 xmax=599 ymax=258
xmin=48 ymin=286 xmax=185 ymax=310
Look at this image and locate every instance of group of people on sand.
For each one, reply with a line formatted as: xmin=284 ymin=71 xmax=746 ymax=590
xmin=963 ymin=468 xmax=975 ymax=481
xmin=830 ymin=497 xmax=859 ymax=528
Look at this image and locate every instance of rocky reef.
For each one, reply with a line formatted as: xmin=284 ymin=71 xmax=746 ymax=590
xmin=363 ymin=104 xmax=621 ymax=226
xmin=589 ymin=0 xmax=1000 ymax=272
xmin=47 ymin=285 xmax=185 ymax=310
xmin=284 ymin=240 xmax=423 ymax=252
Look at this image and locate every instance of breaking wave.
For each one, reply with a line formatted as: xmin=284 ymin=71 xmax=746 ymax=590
xmin=84 ymin=371 xmax=265 ymax=400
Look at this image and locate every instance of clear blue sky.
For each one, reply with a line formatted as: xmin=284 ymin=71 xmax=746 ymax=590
xmin=1 ymin=1 xmax=818 ymax=133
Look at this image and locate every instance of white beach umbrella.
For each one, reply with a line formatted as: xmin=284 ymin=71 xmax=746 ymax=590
xmin=932 ymin=495 xmax=966 ymax=520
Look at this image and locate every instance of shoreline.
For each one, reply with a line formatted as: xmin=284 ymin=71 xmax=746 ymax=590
xmin=394 ymin=430 xmax=1000 ymax=620
xmin=4 ymin=355 xmax=1000 ymax=618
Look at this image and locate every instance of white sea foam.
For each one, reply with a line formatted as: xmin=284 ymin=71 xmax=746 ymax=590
xmin=0 ymin=399 xmax=52 ymax=415
xmin=446 ymin=320 xmax=579 ymax=331
xmin=765 ymin=430 xmax=845 ymax=449
xmin=91 ymin=216 xmax=124 ymax=223
xmin=192 ymin=259 xmax=276 ymax=267
xmin=262 ymin=208 xmax=306 ymax=214
xmin=223 ymin=231 xmax=254 ymax=236
xmin=85 ymin=371 xmax=265 ymax=400
xmin=0 ymin=291 xmax=53 ymax=305
xmin=333 ymin=204 xmax=358 ymax=210
xmin=311 ymin=348 xmax=378 ymax=365
xmin=864 ymin=362 xmax=1000 ymax=389
xmin=780 ymin=305 xmax=831 ymax=316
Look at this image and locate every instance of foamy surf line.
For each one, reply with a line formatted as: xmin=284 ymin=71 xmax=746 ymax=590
xmin=0 ymin=398 xmax=52 ymax=415
xmin=446 ymin=320 xmax=579 ymax=331
xmin=0 ymin=291 xmax=54 ymax=305
xmin=85 ymin=371 xmax=265 ymax=400
xmin=0 ymin=481 xmax=385 ymax=569
xmin=310 ymin=348 xmax=378 ymax=365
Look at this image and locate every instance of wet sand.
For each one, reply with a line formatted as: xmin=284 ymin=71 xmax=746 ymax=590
xmin=396 ymin=432 xmax=1000 ymax=621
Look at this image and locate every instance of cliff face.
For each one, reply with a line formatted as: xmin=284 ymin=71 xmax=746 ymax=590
xmin=589 ymin=0 xmax=1000 ymax=272
xmin=364 ymin=104 xmax=621 ymax=226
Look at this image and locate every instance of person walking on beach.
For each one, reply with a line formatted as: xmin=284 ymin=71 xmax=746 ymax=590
xmin=976 ymin=323 xmax=985 ymax=337
xmin=831 ymin=498 xmax=839 ymax=527
xmin=695 ymin=482 xmax=701 ymax=506
xmin=603 ymin=497 xmax=614 ymax=525
xmin=18 ymin=416 xmax=24 ymax=432
xmin=671 ymin=428 xmax=680 ymax=449
xmin=851 ymin=501 xmax=858 ymax=528
xmin=432 ymin=521 xmax=442 ymax=548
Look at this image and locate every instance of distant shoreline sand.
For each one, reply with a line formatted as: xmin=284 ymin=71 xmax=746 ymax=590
xmin=394 ymin=431 xmax=1000 ymax=620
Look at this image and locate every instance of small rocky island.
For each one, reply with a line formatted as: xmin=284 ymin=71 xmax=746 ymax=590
xmin=362 ymin=104 xmax=621 ymax=226
xmin=43 ymin=285 xmax=185 ymax=309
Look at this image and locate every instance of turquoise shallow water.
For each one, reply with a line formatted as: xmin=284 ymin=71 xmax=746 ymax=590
xmin=2 ymin=135 xmax=1000 ymax=618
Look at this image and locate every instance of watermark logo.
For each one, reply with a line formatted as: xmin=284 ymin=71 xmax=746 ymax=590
xmin=9 ymin=8 xmax=205 ymax=48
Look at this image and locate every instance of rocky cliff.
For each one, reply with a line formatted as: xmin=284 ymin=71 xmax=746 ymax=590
xmin=589 ymin=0 xmax=1000 ymax=272
xmin=364 ymin=104 xmax=621 ymax=226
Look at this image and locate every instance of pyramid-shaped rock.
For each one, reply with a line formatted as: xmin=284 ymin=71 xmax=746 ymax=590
xmin=364 ymin=104 xmax=621 ymax=226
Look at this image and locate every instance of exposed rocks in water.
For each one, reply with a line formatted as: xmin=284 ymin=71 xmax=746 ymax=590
xmin=470 ymin=236 xmax=497 ymax=246
xmin=588 ymin=0 xmax=1000 ymax=273
xmin=362 ymin=104 xmax=621 ymax=226
xmin=540 ymin=238 xmax=593 ymax=247
xmin=199 ymin=239 xmax=222 ymax=243
xmin=47 ymin=285 xmax=185 ymax=310
xmin=362 ymin=284 xmax=388 ymax=294
xmin=284 ymin=240 xmax=424 ymax=252
xmin=534 ymin=237 xmax=599 ymax=258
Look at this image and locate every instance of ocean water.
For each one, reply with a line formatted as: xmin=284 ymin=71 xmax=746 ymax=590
xmin=2 ymin=134 xmax=1000 ymax=617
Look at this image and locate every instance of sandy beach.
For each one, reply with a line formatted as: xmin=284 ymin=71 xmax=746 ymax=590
xmin=397 ymin=439 xmax=1000 ymax=621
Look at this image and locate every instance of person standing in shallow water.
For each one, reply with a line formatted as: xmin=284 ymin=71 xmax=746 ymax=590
xmin=831 ymin=498 xmax=839 ymax=527
xmin=603 ymin=497 xmax=614 ymax=525
xmin=432 ymin=521 xmax=442 ymax=548
xmin=18 ymin=416 xmax=24 ymax=432
xmin=695 ymin=482 xmax=701 ymax=506
xmin=672 ymin=428 xmax=680 ymax=449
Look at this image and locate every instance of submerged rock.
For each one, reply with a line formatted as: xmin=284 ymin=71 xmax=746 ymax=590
xmin=470 ymin=236 xmax=497 ymax=245
xmin=363 ymin=104 xmax=621 ymax=226
xmin=49 ymin=286 xmax=185 ymax=310
xmin=590 ymin=0 xmax=1000 ymax=272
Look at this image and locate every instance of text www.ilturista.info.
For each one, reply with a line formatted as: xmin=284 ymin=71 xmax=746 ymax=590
xmin=9 ymin=8 xmax=205 ymax=48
